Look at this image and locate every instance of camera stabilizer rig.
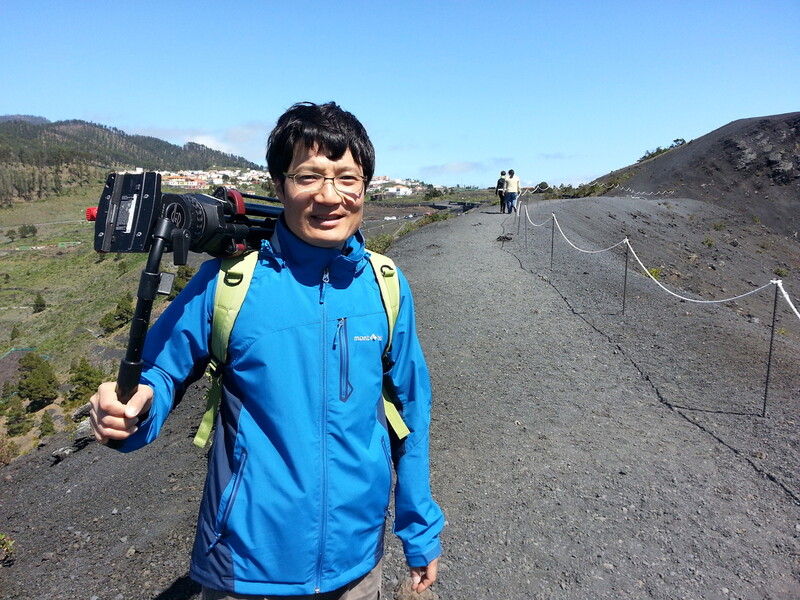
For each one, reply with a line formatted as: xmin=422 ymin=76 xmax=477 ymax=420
xmin=87 ymin=171 xmax=282 ymax=432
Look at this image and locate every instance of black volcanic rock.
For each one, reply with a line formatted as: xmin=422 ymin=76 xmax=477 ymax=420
xmin=602 ymin=112 xmax=800 ymax=237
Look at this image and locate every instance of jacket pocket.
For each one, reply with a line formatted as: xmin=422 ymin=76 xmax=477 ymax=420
xmin=380 ymin=437 xmax=394 ymax=508
xmin=209 ymin=447 xmax=249 ymax=551
xmin=336 ymin=317 xmax=354 ymax=403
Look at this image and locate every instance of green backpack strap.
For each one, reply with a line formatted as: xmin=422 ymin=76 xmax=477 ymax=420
xmin=193 ymin=249 xmax=409 ymax=448
xmin=193 ymin=251 xmax=259 ymax=448
xmin=368 ymin=252 xmax=410 ymax=440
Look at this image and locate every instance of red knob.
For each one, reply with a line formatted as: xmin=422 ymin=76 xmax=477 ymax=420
xmin=86 ymin=207 xmax=98 ymax=221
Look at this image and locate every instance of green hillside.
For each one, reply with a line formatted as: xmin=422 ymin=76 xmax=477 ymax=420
xmin=0 ymin=117 xmax=262 ymax=204
xmin=0 ymin=180 xmax=188 ymax=457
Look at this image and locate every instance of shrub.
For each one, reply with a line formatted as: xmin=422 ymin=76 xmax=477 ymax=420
xmin=168 ymin=265 xmax=196 ymax=300
xmin=423 ymin=185 xmax=442 ymax=200
xmin=703 ymin=236 xmax=715 ymax=247
xmin=366 ymin=234 xmax=393 ymax=254
xmin=32 ymin=292 xmax=46 ymax=313
xmin=0 ymin=437 xmax=18 ymax=466
xmin=17 ymin=224 xmax=37 ymax=238
xmin=0 ymin=532 xmax=16 ymax=565
xmin=99 ymin=292 xmax=134 ymax=332
xmin=646 ymin=267 xmax=662 ymax=280
xmin=713 ymin=222 xmax=726 ymax=231
xmin=774 ymin=267 xmax=789 ymax=277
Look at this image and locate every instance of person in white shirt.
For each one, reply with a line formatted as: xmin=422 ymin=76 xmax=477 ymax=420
xmin=504 ymin=169 xmax=522 ymax=213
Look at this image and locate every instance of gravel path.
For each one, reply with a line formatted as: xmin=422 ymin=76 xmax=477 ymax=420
xmin=383 ymin=199 xmax=799 ymax=599
xmin=1 ymin=198 xmax=798 ymax=599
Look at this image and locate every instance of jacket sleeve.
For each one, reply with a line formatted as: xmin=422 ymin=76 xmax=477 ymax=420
xmin=115 ymin=258 xmax=221 ymax=452
xmin=386 ymin=268 xmax=445 ymax=566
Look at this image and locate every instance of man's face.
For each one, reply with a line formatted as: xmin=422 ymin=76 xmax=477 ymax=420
xmin=276 ymin=143 xmax=365 ymax=248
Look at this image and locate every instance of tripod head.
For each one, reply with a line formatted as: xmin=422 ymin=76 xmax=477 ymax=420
xmin=88 ymin=171 xmax=283 ymax=262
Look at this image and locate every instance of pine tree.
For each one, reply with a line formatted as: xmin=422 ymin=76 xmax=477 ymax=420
xmin=5 ymin=398 xmax=33 ymax=437
xmin=0 ymin=381 xmax=16 ymax=416
xmin=66 ymin=357 xmax=105 ymax=409
xmin=32 ymin=293 xmax=45 ymax=313
xmin=39 ymin=410 xmax=55 ymax=436
xmin=17 ymin=353 xmax=59 ymax=412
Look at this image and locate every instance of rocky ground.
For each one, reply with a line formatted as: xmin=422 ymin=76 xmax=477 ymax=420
xmin=1 ymin=195 xmax=799 ymax=599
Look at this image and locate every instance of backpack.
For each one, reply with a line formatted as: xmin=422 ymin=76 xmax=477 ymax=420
xmin=193 ymin=250 xmax=410 ymax=448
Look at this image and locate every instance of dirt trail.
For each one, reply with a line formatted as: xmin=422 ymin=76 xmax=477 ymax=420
xmin=1 ymin=198 xmax=798 ymax=599
xmin=383 ymin=199 xmax=799 ymax=599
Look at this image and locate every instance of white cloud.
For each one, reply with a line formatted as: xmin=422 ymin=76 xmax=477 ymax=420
xmin=130 ymin=122 xmax=271 ymax=165
xmin=187 ymin=134 xmax=237 ymax=154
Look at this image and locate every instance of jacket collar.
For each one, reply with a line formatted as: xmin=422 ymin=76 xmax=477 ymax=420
xmin=261 ymin=216 xmax=367 ymax=277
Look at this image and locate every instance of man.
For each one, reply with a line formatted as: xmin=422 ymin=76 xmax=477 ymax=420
xmin=495 ymin=170 xmax=507 ymax=213
xmin=504 ymin=169 xmax=522 ymax=213
xmin=90 ymin=102 xmax=444 ymax=599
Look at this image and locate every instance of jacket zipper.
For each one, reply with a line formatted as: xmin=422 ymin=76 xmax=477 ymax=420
xmin=381 ymin=437 xmax=394 ymax=514
xmin=335 ymin=318 xmax=353 ymax=402
xmin=316 ymin=268 xmax=330 ymax=593
xmin=208 ymin=448 xmax=249 ymax=551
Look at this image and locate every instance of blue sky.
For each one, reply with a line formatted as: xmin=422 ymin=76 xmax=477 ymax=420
xmin=1 ymin=0 xmax=798 ymax=187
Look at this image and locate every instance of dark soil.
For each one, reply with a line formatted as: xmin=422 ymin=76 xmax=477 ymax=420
xmin=1 ymin=191 xmax=799 ymax=599
xmin=601 ymin=112 xmax=800 ymax=239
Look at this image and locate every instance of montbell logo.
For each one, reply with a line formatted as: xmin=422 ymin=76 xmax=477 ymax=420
xmin=353 ymin=333 xmax=383 ymax=342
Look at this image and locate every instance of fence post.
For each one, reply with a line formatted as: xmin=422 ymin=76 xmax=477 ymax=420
xmin=524 ymin=206 xmax=529 ymax=251
xmin=762 ymin=282 xmax=780 ymax=418
xmin=622 ymin=240 xmax=629 ymax=315
xmin=550 ymin=214 xmax=555 ymax=271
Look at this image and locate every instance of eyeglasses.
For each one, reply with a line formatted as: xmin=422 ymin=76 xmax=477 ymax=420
xmin=284 ymin=172 xmax=367 ymax=195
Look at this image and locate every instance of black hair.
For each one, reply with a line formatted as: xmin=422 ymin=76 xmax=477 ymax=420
xmin=266 ymin=101 xmax=375 ymax=187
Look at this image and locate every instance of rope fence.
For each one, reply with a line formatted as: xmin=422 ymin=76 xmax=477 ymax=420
xmin=513 ymin=202 xmax=798 ymax=417
xmin=523 ymin=181 xmax=676 ymax=196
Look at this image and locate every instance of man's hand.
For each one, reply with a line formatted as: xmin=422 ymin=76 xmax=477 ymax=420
xmin=89 ymin=381 xmax=154 ymax=444
xmin=410 ymin=557 xmax=438 ymax=593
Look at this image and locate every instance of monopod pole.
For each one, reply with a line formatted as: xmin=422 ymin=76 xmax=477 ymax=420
xmin=107 ymin=217 xmax=175 ymax=449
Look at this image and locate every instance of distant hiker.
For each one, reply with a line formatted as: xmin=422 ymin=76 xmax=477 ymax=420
xmin=495 ymin=170 xmax=507 ymax=213
xmin=504 ymin=168 xmax=522 ymax=213
xmin=89 ymin=102 xmax=444 ymax=598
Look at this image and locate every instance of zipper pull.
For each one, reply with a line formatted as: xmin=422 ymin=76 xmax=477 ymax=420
xmin=208 ymin=532 xmax=222 ymax=553
xmin=320 ymin=268 xmax=330 ymax=304
xmin=334 ymin=318 xmax=345 ymax=349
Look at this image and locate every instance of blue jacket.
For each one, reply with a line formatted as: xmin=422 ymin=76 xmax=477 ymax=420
xmin=120 ymin=218 xmax=444 ymax=595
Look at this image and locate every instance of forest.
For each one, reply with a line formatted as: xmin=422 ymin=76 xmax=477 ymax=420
xmin=0 ymin=117 xmax=261 ymax=203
